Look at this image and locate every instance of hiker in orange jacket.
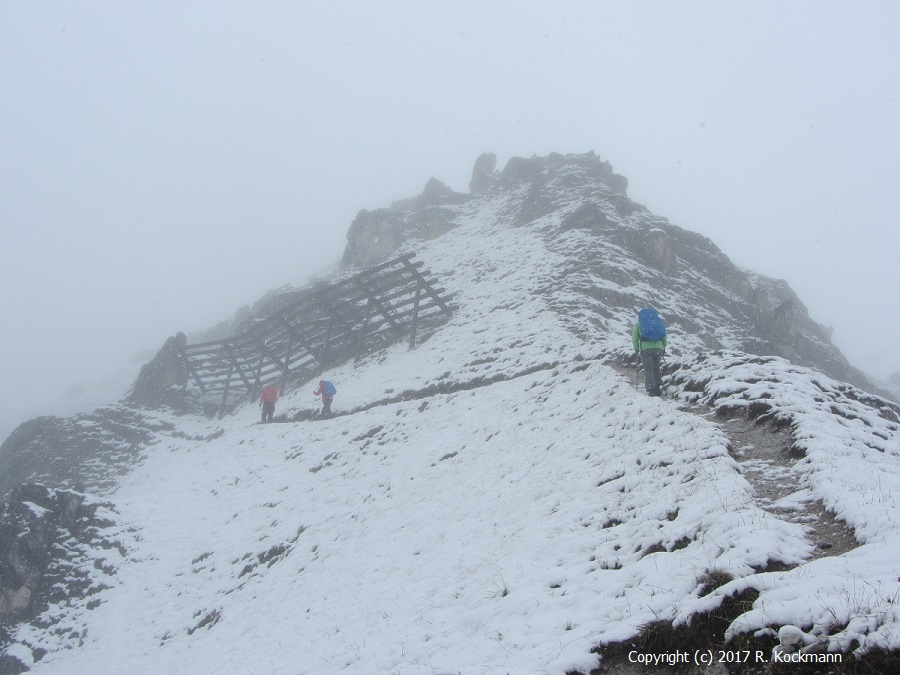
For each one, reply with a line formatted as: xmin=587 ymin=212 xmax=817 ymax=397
xmin=259 ymin=383 xmax=279 ymax=423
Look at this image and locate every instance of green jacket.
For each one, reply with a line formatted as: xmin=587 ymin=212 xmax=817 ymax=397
xmin=632 ymin=322 xmax=667 ymax=352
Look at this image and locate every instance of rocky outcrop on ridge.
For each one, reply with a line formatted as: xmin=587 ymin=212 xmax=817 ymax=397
xmin=341 ymin=177 xmax=468 ymax=268
xmin=0 ymin=406 xmax=170 ymax=505
xmin=0 ymin=484 xmax=122 ymax=674
xmin=128 ymin=332 xmax=189 ymax=407
xmin=341 ymin=151 xmax=881 ymax=397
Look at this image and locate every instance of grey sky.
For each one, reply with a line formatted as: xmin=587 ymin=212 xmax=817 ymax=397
xmin=2 ymin=1 xmax=898 ymax=438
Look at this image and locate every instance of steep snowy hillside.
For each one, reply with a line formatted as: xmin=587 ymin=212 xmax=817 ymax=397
xmin=3 ymin=153 xmax=900 ymax=673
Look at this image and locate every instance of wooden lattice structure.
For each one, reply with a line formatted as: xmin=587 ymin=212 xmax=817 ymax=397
xmin=177 ymin=254 xmax=453 ymax=416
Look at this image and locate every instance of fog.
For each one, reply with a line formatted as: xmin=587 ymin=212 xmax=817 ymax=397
xmin=2 ymin=1 xmax=898 ymax=440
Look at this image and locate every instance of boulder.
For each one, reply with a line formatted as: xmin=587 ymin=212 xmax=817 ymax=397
xmin=469 ymin=152 xmax=497 ymax=193
xmin=129 ymin=332 xmax=189 ymax=406
xmin=0 ymin=484 xmax=116 ymax=622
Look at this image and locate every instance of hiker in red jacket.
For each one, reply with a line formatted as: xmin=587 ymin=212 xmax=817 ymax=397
xmin=313 ymin=379 xmax=336 ymax=419
xmin=259 ymin=383 xmax=279 ymax=423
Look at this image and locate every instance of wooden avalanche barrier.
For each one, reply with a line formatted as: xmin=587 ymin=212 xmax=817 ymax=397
xmin=174 ymin=254 xmax=453 ymax=417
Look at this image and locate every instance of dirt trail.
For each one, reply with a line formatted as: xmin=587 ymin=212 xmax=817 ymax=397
xmin=587 ymin=363 xmax=863 ymax=673
xmin=706 ymin=411 xmax=858 ymax=560
xmin=611 ymin=360 xmax=859 ymax=561
xmin=286 ymin=357 xmax=861 ymax=561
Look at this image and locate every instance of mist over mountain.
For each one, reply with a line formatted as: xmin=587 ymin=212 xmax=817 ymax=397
xmin=2 ymin=152 xmax=899 ymax=673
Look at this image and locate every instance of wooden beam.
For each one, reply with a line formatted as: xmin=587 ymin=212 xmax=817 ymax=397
xmin=217 ymin=363 xmax=234 ymax=419
xmin=280 ymin=315 xmax=321 ymax=363
xmin=318 ymin=315 xmax=336 ymax=375
xmin=312 ymin=286 xmax=358 ymax=345
xmin=409 ymin=277 xmax=423 ymax=349
xmin=401 ymin=257 xmax=451 ymax=315
xmin=280 ymin=338 xmax=294 ymax=389
xmin=178 ymin=344 xmax=208 ymax=394
xmin=222 ymin=343 xmax=256 ymax=396
xmin=251 ymin=334 xmax=288 ymax=378
xmin=351 ymin=276 xmax=394 ymax=329
xmin=354 ymin=298 xmax=376 ymax=363
xmin=252 ymin=352 xmax=266 ymax=389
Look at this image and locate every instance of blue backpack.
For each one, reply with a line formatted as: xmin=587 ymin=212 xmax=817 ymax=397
xmin=638 ymin=308 xmax=667 ymax=341
xmin=323 ymin=380 xmax=337 ymax=397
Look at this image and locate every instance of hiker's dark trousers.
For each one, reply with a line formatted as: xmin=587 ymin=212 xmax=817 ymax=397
xmin=640 ymin=348 xmax=664 ymax=394
xmin=261 ymin=401 xmax=275 ymax=423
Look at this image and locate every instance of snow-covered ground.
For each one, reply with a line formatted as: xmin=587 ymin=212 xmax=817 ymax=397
xmin=7 ymin=173 xmax=900 ymax=673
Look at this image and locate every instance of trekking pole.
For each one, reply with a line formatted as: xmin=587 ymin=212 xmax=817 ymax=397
xmin=634 ymin=353 xmax=641 ymax=391
xmin=661 ymin=352 xmax=668 ymax=395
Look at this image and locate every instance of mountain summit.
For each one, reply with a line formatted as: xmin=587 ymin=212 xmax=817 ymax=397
xmin=344 ymin=151 xmax=875 ymax=394
xmin=2 ymin=152 xmax=899 ymax=673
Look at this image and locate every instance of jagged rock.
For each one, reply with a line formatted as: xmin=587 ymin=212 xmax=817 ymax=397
xmin=618 ymin=223 xmax=678 ymax=275
xmin=498 ymin=151 xmax=628 ymax=195
xmin=469 ymin=152 xmax=497 ymax=193
xmin=0 ymin=484 xmax=117 ymax=623
xmin=0 ymin=484 xmax=122 ymax=672
xmin=342 ymin=152 xmax=632 ymax=268
xmin=389 ymin=177 xmax=468 ymax=214
xmin=342 ymin=150 xmax=884 ymax=395
xmin=498 ymin=155 xmax=545 ymax=187
xmin=129 ymin=332 xmax=189 ymax=406
xmin=0 ymin=406 xmax=164 ymax=504
xmin=417 ymin=177 xmax=458 ymax=208
xmin=342 ymin=180 xmax=469 ymax=268
xmin=559 ymin=202 xmax=616 ymax=233
xmin=505 ymin=153 xmax=629 ymax=226
xmin=342 ymin=209 xmax=408 ymax=268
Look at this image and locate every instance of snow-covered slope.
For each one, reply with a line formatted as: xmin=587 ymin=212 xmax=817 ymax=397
xmin=4 ymin=153 xmax=900 ymax=673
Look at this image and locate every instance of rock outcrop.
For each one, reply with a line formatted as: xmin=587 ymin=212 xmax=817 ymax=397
xmin=0 ymin=484 xmax=122 ymax=673
xmin=469 ymin=152 xmax=497 ymax=193
xmin=342 ymin=178 xmax=469 ymax=269
xmin=0 ymin=406 xmax=167 ymax=505
xmin=0 ymin=485 xmax=114 ymax=620
xmin=340 ymin=151 xmax=881 ymax=396
xmin=128 ymin=332 xmax=189 ymax=406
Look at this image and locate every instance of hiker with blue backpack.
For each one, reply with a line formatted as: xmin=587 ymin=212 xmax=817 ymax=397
xmin=632 ymin=308 xmax=668 ymax=397
xmin=313 ymin=379 xmax=337 ymax=418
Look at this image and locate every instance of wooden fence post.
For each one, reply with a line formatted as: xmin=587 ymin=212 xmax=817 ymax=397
xmin=217 ymin=363 xmax=235 ymax=419
xmin=409 ymin=277 xmax=422 ymax=349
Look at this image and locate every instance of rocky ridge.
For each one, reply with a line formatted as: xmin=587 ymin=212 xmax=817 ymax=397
xmin=1 ymin=151 xmax=897 ymax=673
xmin=342 ymin=151 xmax=879 ymax=397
